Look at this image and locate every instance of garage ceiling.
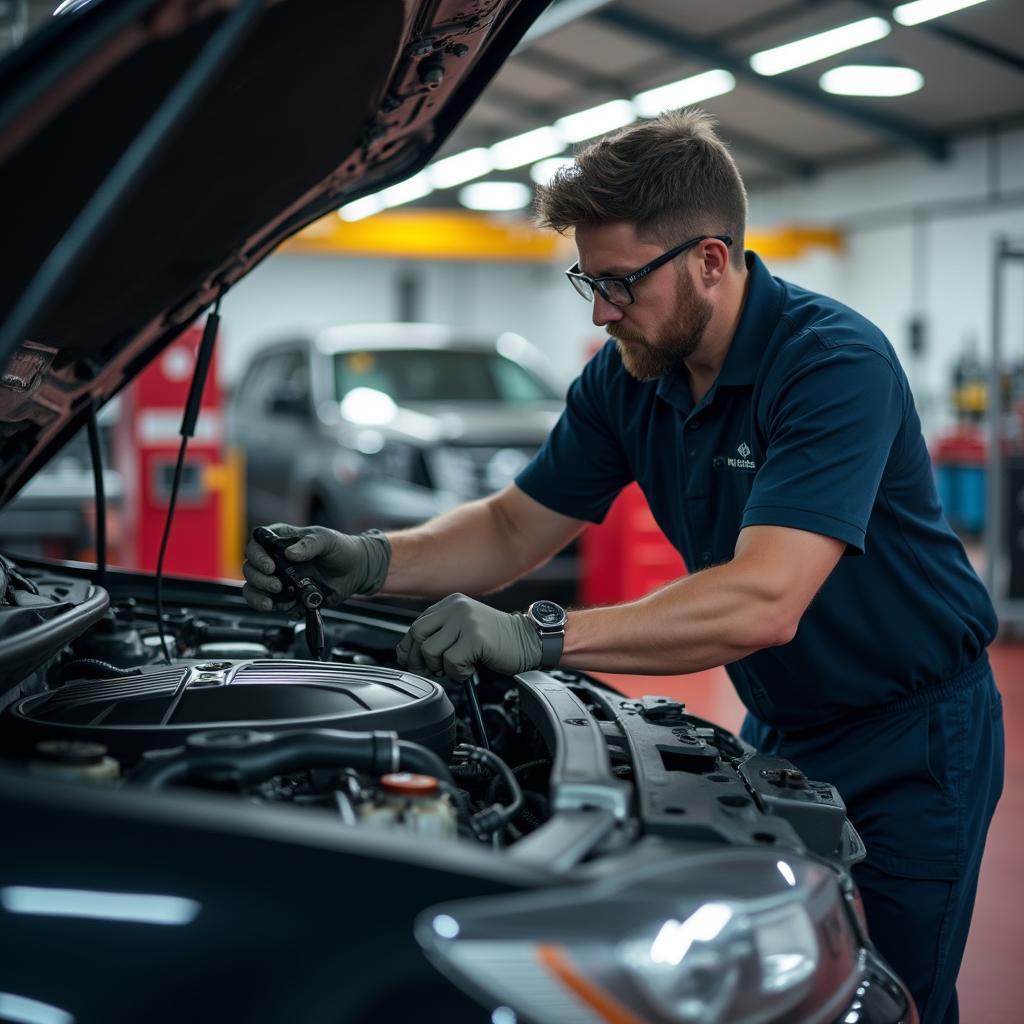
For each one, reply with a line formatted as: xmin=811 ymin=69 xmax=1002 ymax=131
xmin=5 ymin=0 xmax=1023 ymax=203
xmin=440 ymin=0 xmax=1024 ymax=200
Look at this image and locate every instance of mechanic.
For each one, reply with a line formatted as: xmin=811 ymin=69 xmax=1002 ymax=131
xmin=243 ymin=109 xmax=1003 ymax=1023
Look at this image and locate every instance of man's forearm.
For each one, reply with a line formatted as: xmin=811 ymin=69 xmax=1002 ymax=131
xmin=561 ymin=560 xmax=796 ymax=674
xmin=378 ymin=497 xmax=534 ymax=598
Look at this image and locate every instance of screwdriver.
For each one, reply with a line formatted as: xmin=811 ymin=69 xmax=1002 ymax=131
xmin=252 ymin=526 xmax=328 ymax=661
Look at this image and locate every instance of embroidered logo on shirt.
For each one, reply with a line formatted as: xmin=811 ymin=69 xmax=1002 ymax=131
xmin=724 ymin=441 xmax=757 ymax=470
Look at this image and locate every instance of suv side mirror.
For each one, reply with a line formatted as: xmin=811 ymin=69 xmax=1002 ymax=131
xmin=267 ymin=384 xmax=309 ymax=417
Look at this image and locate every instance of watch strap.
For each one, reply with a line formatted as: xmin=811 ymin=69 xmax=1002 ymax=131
xmin=538 ymin=628 xmax=563 ymax=669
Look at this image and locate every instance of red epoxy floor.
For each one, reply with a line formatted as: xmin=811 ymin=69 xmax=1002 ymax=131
xmin=594 ymin=640 xmax=1024 ymax=1019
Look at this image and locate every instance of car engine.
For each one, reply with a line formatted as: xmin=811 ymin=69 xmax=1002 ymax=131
xmin=0 ymin=557 xmax=867 ymax=873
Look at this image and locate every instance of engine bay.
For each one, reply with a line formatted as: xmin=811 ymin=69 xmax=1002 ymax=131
xmin=0 ymin=558 xmax=866 ymax=872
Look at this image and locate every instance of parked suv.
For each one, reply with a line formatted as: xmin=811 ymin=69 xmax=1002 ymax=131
xmin=229 ymin=323 xmax=576 ymax=595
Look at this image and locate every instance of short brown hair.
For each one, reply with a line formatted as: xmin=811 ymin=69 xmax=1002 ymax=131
xmin=535 ymin=108 xmax=747 ymax=267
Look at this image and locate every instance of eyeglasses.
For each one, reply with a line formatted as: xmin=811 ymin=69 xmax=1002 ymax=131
xmin=565 ymin=235 xmax=733 ymax=307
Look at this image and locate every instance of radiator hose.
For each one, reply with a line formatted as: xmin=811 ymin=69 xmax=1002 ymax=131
xmin=130 ymin=728 xmax=453 ymax=789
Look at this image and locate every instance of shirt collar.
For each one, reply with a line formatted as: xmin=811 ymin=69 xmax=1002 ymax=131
xmin=714 ymin=250 xmax=783 ymax=387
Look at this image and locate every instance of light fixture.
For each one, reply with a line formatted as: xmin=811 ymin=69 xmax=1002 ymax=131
xmin=554 ymin=99 xmax=636 ymax=143
xmin=750 ymin=17 xmax=891 ymax=76
xmin=633 ymin=69 xmax=736 ymax=117
xmin=338 ymin=195 xmax=385 ymax=222
xmin=490 ymin=127 xmax=565 ymax=170
xmin=427 ymin=148 xmax=495 ymax=189
xmin=529 ymin=157 xmax=576 ymax=186
xmin=893 ymin=0 xmax=989 ymax=26
xmin=459 ymin=181 xmax=532 ymax=211
xmin=820 ymin=64 xmax=924 ymax=96
xmin=377 ymin=172 xmax=433 ymax=209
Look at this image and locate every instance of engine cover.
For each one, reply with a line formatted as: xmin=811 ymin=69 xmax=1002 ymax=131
xmin=5 ymin=660 xmax=455 ymax=761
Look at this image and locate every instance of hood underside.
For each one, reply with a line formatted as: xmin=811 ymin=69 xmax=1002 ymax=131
xmin=0 ymin=0 xmax=549 ymax=506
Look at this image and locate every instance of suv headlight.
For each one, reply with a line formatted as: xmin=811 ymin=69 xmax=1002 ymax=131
xmin=416 ymin=848 xmax=904 ymax=1024
xmin=333 ymin=436 xmax=426 ymax=485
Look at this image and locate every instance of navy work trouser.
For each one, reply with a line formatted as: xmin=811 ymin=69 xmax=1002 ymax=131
xmin=741 ymin=655 xmax=1004 ymax=1024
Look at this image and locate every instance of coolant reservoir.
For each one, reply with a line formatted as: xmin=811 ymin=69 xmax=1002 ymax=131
xmin=358 ymin=772 xmax=457 ymax=840
xmin=28 ymin=740 xmax=120 ymax=783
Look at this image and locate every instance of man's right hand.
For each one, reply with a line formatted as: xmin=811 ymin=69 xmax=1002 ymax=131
xmin=241 ymin=523 xmax=391 ymax=612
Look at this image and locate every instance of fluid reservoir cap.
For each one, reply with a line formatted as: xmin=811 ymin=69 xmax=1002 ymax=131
xmin=380 ymin=772 xmax=439 ymax=796
xmin=35 ymin=740 xmax=108 ymax=765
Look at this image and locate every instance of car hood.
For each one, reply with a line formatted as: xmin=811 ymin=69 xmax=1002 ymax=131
xmin=0 ymin=0 xmax=550 ymax=508
xmin=383 ymin=401 xmax=563 ymax=447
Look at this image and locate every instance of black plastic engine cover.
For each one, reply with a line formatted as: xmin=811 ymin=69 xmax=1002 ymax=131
xmin=4 ymin=660 xmax=456 ymax=761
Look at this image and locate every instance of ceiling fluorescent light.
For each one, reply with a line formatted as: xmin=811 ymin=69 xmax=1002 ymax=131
xmin=338 ymin=195 xmax=385 ymax=222
xmin=820 ymin=65 xmax=924 ymax=96
xmin=893 ymin=0 xmax=989 ymax=26
xmin=633 ymin=69 xmax=736 ymax=118
xmin=427 ymin=148 xmax=494 ymax=189
xmin=459 ymin=182 xmax=532 ymax=212
xmin=530 ymin=157 xmax=576 ymax=186
xmin=377 ymin=172 xmax=433 ymax=209
xmin=555 ymin=99 xmax=636 ymax=143
xmin=490 ymin=127 xmax=565 ymax=170
xmin=750 ymin=17 xmax=891 ymax=76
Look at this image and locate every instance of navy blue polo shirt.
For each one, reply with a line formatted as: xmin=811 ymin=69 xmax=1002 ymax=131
xmin=516 ymin=251 xmax=997 ymax=730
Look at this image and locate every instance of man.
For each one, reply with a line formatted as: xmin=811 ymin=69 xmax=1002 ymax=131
xmin=243 ymin=109 xmax=1003 ymax=1023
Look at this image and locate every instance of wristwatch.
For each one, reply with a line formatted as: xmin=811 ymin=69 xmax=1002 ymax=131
xmin=526 ymin=599 xmax=568 ymax=669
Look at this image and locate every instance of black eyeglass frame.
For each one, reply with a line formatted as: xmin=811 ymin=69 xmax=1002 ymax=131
xmin=565 ymin=234 xmax=733 ymax=307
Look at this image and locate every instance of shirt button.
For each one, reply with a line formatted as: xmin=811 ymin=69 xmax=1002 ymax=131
xmin=701 ymin=551 xmax=712 ymax=565
xmin=689 ymin=449 xmax=696 ymax=457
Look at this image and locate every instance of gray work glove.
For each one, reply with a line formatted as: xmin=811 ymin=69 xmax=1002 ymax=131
xmin=241 ymin=523 xmax=391 ymax=612
xmin=395 ymin=593 xmax=542 ymax=682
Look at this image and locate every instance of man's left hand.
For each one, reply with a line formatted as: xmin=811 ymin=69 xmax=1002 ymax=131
xmin=395 ymin=593 xmax=542 ymax=681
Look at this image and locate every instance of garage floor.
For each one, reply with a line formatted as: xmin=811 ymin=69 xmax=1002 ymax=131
xmin=595 ymin=639 xmax=1024 ymax=1021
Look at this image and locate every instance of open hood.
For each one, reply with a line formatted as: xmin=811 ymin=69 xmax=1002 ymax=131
xmin=0 ymin=0 xmax=550 ymax=507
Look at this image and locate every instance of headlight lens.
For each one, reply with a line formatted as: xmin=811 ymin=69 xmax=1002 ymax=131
xmin=429 ymin=446 xmax=478 ymax=498
xmin=416 ymin=849 xmax=875 ymax=1024
xmin=333 ymin=438 xmax=422 ymax=484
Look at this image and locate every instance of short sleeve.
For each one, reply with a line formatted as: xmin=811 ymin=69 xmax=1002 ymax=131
xmin=742 ymin=344 xmax=905 ymax=554
xmin=515 ymin=344 xmax=633 ymax=522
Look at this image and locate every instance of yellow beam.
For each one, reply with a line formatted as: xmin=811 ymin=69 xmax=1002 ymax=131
xmin=282 ymin=210 xmax=843 ymax=263
xmin=282 ymin=209 xmax=568 ymax=262
xmin=747 ymin=225 xmax=845 ymax=261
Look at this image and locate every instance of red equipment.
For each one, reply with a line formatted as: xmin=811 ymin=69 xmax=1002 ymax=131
xmin=114 ymin=323 xmax=238 ymax=578
xmin=580 ymin=484 xmax=687 ymax=606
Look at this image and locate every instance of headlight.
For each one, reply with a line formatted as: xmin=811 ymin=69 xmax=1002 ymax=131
xmin=416 ymin=849 xmax=892 ymax=1024
xmin=430 ymin=446 xmax=478 ymax=499
xmin=333 ymin=437 xmax=423 ymax=484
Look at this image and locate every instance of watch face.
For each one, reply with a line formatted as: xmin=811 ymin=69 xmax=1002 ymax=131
xmin=531 ymin=601 xmax=566 ymax=628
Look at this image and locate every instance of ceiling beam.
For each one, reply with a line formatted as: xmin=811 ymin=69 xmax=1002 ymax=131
xmin=857 ymin=0 xmax=1024 ymax=76
xmin=593 ymin=7 xmax=948 ymax=160
xmin=704 ymin=0 xmax=822 ymax=48
xmin=511 ymin=48 xmax=816 ymax=178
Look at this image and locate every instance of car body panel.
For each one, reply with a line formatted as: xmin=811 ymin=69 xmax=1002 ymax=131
xmin=0 ymin=0 xmax=551 ymax=508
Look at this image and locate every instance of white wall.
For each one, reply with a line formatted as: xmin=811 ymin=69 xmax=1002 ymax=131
xmin=220 ymin=122 xmax=1024 ymax=436
xmin=750 ymin=123 xmax=1024 ymax=433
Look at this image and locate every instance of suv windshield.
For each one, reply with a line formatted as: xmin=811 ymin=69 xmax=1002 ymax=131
xmin=334 ymin=349 xmax=557 ymax=404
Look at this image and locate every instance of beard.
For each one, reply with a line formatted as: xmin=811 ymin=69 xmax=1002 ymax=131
xmin=609 ymin=270 xmax=713 ymax=382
